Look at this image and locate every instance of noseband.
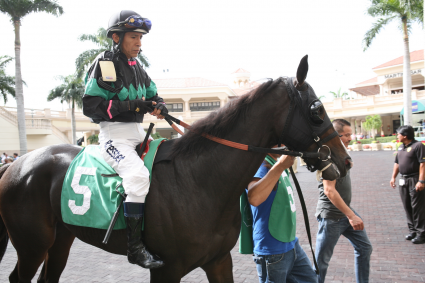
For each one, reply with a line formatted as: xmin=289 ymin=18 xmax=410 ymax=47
xmin=277 ymin=77 xmax=339 ymax=172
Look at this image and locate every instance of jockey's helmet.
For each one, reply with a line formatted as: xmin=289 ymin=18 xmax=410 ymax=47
xmin=106 ymin=10 xmax=152 ymax=39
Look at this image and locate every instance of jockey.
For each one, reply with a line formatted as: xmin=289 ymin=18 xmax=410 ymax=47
xmin=82 ymin=10 xmax=167 ymax=269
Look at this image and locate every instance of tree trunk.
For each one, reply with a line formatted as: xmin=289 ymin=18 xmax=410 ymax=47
xmin=402 ymin=18 xmax=412 ymax=126
xmin=71 ymin=100 xmax=77 ymax=145
xmin=14 ymin=19 xmax=28 ymax=155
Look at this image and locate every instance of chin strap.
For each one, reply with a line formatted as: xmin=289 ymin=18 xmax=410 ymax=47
xmin=112 ymin=32 xmax=125 ymax=62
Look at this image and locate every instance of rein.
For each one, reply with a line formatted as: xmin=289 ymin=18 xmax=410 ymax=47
xmin=162 ymin=113 xmax=321 ymax=159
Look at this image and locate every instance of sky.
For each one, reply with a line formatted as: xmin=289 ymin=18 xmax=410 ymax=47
xmin=0 ymin=0 xmax=424 ymax=111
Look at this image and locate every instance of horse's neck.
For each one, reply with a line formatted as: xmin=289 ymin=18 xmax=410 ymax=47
xmin=189 ymin=98 xmax=284 ymax=210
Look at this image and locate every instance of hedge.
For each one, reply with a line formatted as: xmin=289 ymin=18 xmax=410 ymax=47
xmin=350 ymin=136 xmax=397 ymax=145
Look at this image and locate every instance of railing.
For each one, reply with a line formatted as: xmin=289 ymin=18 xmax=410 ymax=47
xmin=0 ymin=106 xmax=18 ymax=126
xmin=345 ymin=98 xmax=368 ymax=105
xmin=52 ymin=125 xmax=71 ymax=144
xmin=2 ymin=106 xmax=88 ymax=120
xmin=190 ymin=111 xmax=211 ymax=119
xmin=25 ymin=118 xmax=51 ymax=129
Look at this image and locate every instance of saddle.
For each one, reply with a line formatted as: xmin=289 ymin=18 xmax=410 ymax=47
xmin=61 ymin=138 xmax=176 ymax=231
xmin=135 ymin=138 xmax=176 ymax=164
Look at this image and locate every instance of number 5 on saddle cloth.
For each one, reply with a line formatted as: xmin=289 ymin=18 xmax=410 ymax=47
xmin=60 ymin=138 xmax=169 ymax=230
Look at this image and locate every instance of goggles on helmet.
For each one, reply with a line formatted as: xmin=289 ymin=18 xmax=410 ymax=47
xmin=115 ymin=15 xmax=152 ymax=30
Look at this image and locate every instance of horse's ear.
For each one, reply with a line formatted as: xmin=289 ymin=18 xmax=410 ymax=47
xmin=296 ymin=55 xmax=308 ymax=88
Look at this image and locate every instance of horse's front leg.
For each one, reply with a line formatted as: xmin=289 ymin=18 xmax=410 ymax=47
xmin=149 ymin=262 xmax=185 ymax=283
xmin=201 ymin=252 xmax=234 ymax=283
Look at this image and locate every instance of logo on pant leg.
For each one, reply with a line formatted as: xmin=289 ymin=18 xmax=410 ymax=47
xmin=104 ymin=140 xmax=125 ymax=164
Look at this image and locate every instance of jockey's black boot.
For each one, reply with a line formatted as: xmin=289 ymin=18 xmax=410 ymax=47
xmin=123 ymin=202 xmax=164 ymax=269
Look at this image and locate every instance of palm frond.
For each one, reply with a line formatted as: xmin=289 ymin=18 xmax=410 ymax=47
xmin=78 ymin=34 xmax=101 ymax=45
xmin=75 ymin=48 xmax=105 ymax=78
xmin=0 ymin=76 xmax=15 ymax=103
xmin=47 ymin=85 xmax=65 ymax=101
xmin=137 ymin=53 xmax=150 ymax=68
xmin=0 ymin=55 xmax=13 ymax=69
xmin=367 ymin=2 xmax=400 ymax=17
xmin=363 ymin=16 xmax=396 ymax=51
xmin=30 ymin=0 xmax=63 ymax=16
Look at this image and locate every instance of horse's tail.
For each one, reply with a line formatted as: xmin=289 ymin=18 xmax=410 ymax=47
xmin=0 ymin=164 xmax=11 ymax=263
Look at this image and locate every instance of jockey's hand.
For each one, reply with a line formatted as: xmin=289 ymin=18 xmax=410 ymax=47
xmin=129 ymin=100 xmax=155 ymax=115
xmin=150 ymin=103 xmax=168 ymax=120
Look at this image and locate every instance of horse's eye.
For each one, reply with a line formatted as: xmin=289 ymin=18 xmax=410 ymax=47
xmin=309 ymin=100 xmax=325 ymax=124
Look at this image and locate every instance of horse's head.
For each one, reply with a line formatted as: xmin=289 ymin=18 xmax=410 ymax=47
xmin=277 ymin=55 xmax=352 ymax=180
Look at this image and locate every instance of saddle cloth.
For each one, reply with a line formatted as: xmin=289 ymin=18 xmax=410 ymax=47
xmin=61 ymin=138 xmax=167 ymax=230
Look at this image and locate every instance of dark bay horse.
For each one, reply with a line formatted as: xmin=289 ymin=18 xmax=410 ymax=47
xmin=0 ymin=57 xmax=352 ymax=283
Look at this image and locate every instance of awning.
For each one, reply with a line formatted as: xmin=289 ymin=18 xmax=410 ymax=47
xmin=349 ymin=85 xmax=380 ymax=96
xmin=400 ymin=100 xmax=425 ymax=115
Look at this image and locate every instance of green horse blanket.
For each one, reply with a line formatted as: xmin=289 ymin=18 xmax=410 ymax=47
xmin=61 ymin=139 xmax=165 ymax=230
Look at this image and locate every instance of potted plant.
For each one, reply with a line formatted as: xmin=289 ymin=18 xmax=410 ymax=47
xmin=352 ymin=141 xmax=363 ymax=151
xmin=363 ymin=144 xmax=371 ymax=150
xmin=371 ymin=140 xmax=381 ymax=151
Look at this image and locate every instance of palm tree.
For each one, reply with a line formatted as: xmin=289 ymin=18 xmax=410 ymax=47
xmin=363 ymin=114 xmax=383 ymax=139
xmin=47 ymin=74 xmax=83 ymax=145
xmin=0 ymin=0 xmax=63 ymax=155
xmin=0 ymin=55 xmax=15 ymax=104
xmin=75 ymin=27 xmax=150 ymax=78
xmin=329 ymin=88 xmax=349 ymax=100
xmin=363 ymin=0 xmax=423 ymax=126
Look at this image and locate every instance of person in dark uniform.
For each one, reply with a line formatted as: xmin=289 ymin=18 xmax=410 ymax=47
xmin=390 ymin=125 xmax=425 ymax=244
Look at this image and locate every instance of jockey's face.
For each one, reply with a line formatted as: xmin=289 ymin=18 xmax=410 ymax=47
xmin=113 ymin=32 xmax=143 ymax=59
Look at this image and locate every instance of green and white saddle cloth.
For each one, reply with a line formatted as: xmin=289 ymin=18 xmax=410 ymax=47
xmin=61 ymin=139 xmax=165 ymax=230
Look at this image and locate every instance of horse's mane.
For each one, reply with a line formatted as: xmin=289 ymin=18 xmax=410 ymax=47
xmin=171 ymin=78 xmax=283 ymax=156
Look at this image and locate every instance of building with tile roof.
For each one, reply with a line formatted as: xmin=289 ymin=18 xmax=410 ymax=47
xmin=140 ymin=69 xmax=261 ymax=138
xmin=324 ymin=50 xmax=425 ymax=137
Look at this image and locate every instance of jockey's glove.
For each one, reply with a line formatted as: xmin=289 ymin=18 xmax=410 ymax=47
xmin=118 ymin=100 xmax=154 ymax=115
xmin=153 ymin=103 xmax=168 ymax=116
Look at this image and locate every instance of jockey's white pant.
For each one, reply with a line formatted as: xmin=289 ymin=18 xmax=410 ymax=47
xmin=98 ymin=121 xmax=150 ymax=203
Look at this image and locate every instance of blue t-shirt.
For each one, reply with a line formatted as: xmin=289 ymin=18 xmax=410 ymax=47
xmin=247 ymin=161 xmax=297 ymax=255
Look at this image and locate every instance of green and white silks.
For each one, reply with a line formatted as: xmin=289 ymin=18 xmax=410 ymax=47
xmin=84 ymin=73 xmax=157 ymax=101
xmin=239 ymin=155 xmax=297 ymax=254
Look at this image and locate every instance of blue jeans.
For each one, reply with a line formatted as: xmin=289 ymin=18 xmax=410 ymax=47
xmin=315 ymin=214 xmax=373 ymax=283
xmin=253 ymin=239 xmax=317 ymax=283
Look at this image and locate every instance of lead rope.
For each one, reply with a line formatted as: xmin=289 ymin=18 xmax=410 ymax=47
xmin=289 ymin=166 xmax=320 ymax=275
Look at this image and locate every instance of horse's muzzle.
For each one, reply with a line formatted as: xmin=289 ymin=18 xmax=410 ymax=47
xmin=345 ymin=157 xmax=353 ymax=169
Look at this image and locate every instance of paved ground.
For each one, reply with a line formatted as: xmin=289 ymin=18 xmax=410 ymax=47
xmin=1 ymin=150 xmax=424 ymax=282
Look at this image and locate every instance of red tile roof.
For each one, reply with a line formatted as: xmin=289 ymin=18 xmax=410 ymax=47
xmin=232 ymin=68 xmax=250 ymax=74
xmin=356 ymin=77 xmax=378 ymax=86
xmin=373 ymin=50 xmax=424 ymax=69
xmin=232 ymin=81 xmax=261 ymax=96
xmin=349 ymin=85 xmax=380 ymax=96
xmin=154 ymin=77 xmax=227 ymax=88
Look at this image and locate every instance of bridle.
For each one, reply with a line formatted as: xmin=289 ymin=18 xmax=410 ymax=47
xmin=277 ymin=77 xmax=339 ymax=172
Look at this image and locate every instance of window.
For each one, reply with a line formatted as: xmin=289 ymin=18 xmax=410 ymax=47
xmin=168 ymin=103 xmax=183 ymax=112
xmin=190 ymin=101 xmax=220 ymax=111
